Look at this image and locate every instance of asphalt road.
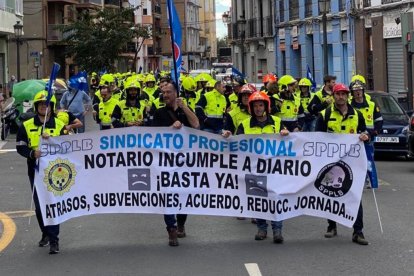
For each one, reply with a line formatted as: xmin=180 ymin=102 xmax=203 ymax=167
xmin=0 ymin=113 xmax=413 ymax=276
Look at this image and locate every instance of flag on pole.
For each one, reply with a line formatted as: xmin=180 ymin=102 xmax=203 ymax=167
xmin=68 ymin=71 xmax=88 ymax=92
xmin=45 ymin=63 xmax=61 ymax=105
xmin=306 ymin=64 xmax=317 ymax=92
xmin=231 ymin=66 xmax=246 ymax=80
xmin=365 ymin=143 xmax=379 ymax=189
xmin=167 ymin=0 xmax=182 ymax=85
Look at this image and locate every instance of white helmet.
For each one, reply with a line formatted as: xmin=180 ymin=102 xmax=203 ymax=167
xmin=321 ymin=166 xmax=345 ymax=188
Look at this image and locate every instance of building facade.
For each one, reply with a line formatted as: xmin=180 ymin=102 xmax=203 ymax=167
xmin=199 ymin=0 xmax=217 ymax=68
xmin=129 ymin=0 xmax=163 ymax=73
xmin=1 ymin=0 xmax=23 ymax=85
xmin=274 ymin=0 xmax=355 ymax=85
xmin=354 ymin=0 xmax=414 ymax=98
xmin=160 ymin=0 xmax=207 ymax=71
xmin=229 ymin=0 xmax=276 ymax=83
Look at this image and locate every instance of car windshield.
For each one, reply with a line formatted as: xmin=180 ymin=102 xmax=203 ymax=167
xmin=371 ymin=95 xmax=405 ymax=115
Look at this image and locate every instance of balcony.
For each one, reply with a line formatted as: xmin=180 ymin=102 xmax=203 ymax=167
xmin=263 ymin=16 xmax=273 ymax=37
xmin=247 ymin=18 xmax=258 ymax=39
xmin=147 ymin=46 xmax=162 ymax=56
xmin=153 ymin=4 xmax=161 ymax=16
xmin=0 ymin=9 xmax=18 ymax=34
xmin=381 ymin=0 xmax=401 ymax=3
xmin=153 ymin=26 xmax=162 ymax=38
xmin=76 ymin=0 xmax=101 ymax=9
xmin=104 ymin=0 xmax=119 ymax=7
xmin=47 ymin=0 xmax=79 ymax=4
xmin=244 ymin=16 xmax=273 ymax=39
xmin=47 ymin=24 xmax=71 ymax=42
xmin=0 ymin=0 xmax=15 ymax=13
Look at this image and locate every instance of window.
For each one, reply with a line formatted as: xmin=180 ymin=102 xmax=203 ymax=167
xmin=339 ymin=0 xmax=346 ymax=11
xmin=305 ymin=1 xmax=312 ymax=17
xmin=143 ymin=8 xmax=147 ymax=15
xmin=363 ymin=0 xmax=371 ymax=7
xmin=15 ymin=0 xmax=22 ymax=15
xmin=279 ymin=0 xmax=285 ymax=23
xmin=289 ymin=0 xmax=299 ymax=20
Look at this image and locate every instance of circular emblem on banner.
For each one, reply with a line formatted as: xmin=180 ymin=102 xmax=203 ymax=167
xmin=43 ymin=158 xmax=77 ymax=196
xmin=350 ymin=129 xmax=355 ymax=134
xmin=314 ymin=161 xmax=353 ymax=198
xmin=368 ymin=115 xmax=372 ymax=120
xmin=294 ymin=108 xmax=298 ymax=113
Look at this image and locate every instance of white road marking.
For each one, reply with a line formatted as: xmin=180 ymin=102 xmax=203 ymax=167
xmin=245 ymin=263 xmax=263 ymax=276
xmin=0 ymin=149 xmax=16 ymax=153
xmin=378 ymin=179 xmax=391 ymax=186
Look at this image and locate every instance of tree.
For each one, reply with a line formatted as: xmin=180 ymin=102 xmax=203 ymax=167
xmin=61 ymin=8 xmax=151 ymax=73
xmin=216 ymin=36 xmax=228 ymax=53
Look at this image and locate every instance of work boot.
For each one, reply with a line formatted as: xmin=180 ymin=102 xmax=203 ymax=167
xmin=177 ymin=226 xmax=186 ymax=238
xmin=352 ymin=232 xmax=369 ymax=245
xmin=273 ymin=229 xmax=284 ymax=244
xmin=168 ymin=228 xmax=179 ymax=246
xmin=254 ymin=229 xmax=267 ymax=240
xmin=49 ymin=242 xmax=59 ymax=254
xmin=324 ymin=227 xmax=337 ymax=238
xmin=38 ymin=235 xmax=49 ymax=247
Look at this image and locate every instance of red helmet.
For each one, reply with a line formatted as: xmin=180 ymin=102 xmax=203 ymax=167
xmin=248 ymin=91 xmax=271 ymax=114
xmin=263 ymin=74 xmax=277 ymax=84
xmin=240 ymin=84 xmax=257 ymax=94
xmin=333 ymin=83 xmax=350 ymax=94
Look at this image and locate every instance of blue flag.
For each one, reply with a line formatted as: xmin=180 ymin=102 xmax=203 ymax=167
xmin=231 ymin=66 xmax=246 ymax=80
xmin=167 ymin=0 xmax=182 ymax=84
xmin=45 ymin=63 xmax=61 ymax=105
xmin=365 ymin=143 xmax=379 ymax=188
xmin=306 ymin=64 xmax=317 ymax=92
xmin=68 ymin=71 xmax=88 ymax=92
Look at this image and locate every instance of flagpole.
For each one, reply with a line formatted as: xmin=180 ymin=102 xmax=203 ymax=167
xmin=372 ymin=188 xmax=384 ymax=233
xmin=167 ymin=0 xmax=179 ymax=96
xmin=30 ymin=63 xmax=60 ymax=225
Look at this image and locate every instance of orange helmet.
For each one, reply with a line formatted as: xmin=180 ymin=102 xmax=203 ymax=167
xmin=333 ymin=83 xmax=350 ymax=94
xmin=248 ymin=91 xmax=271 ymax=114
xmin=263 ymin=74 xmax=277 ymax=84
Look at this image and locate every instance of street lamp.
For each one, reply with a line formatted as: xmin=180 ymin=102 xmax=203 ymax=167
xmin=13 ymin=21 xmax=23 ymax=82
xmin=319 ymin=0 xmax=329 ymax=76
xmin=237 ymin=16 xmax=246 ymax=76
xmin=222 ymin=11 xmax=231 ymax=24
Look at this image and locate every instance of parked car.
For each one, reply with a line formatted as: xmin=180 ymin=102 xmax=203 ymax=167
xmin=367 ymin=91 xmax=414 ymax=158
xmin=409 ymin=112 xmax=414 ymax=155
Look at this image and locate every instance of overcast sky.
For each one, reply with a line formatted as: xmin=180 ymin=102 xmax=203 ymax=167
xmin=215 ymin=0 xmax=231 ymax=38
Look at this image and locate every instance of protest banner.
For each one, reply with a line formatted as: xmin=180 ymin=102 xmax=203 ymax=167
xmin=34 ymin=127 xmax=367 ymax=227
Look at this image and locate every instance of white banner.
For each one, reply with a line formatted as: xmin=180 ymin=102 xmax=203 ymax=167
xmin=34 ymin=127 xmax=367 ymax=227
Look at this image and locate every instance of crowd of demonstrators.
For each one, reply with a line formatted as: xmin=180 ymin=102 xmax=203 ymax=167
xmin=14 ymin=68 xmax=381 ymax=253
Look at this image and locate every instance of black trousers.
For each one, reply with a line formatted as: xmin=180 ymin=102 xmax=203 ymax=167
xmin=28 ymin=166 xmax=60 ymax=243
xmin=328 ymin=202 xmax=363 ymax=234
